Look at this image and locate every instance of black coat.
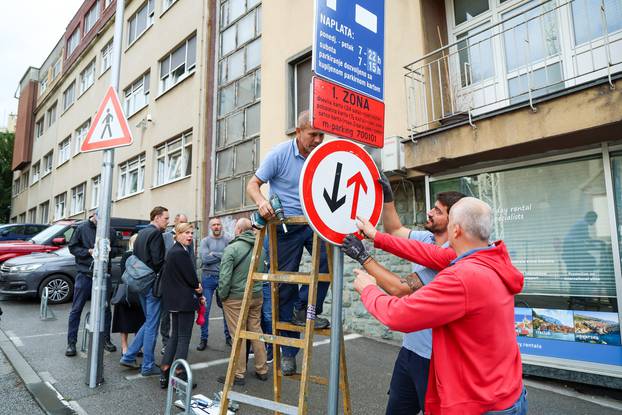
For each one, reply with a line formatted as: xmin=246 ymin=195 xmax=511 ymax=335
xmin=68 ymin=219 xmax=120 ymax=274
xmin=161 ymin=242 xmax=199 ymax=312
xmin=133 ymin=224 xmax=165 ymax=273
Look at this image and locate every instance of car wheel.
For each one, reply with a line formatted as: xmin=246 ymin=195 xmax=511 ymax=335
xmin=39 ymin=275 xmax=74 ymax=305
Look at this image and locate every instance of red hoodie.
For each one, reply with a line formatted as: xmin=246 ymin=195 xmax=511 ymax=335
xmin=361 ymin=233 xmax=524 ymax=414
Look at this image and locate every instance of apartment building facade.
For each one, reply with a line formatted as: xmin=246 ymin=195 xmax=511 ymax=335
xmin=11 ymin=0 xmax=210 ymax=231
xmin=402 ymin=0 xmax=622 ymax=384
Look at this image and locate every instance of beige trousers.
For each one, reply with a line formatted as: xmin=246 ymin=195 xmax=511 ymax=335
xmin=223 ymin=297 xmax=268 ymax=378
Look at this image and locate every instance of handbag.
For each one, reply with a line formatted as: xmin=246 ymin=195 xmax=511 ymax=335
xmin=152 ymin=266 xmax=165 ymax=298
xmin=196 ymin=302 xmax=206 ymax=326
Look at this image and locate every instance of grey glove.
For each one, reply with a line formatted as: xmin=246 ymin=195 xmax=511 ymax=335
xmin=341 ymin=234 xmax=371 ymax=265
xmin=378 ymin=172 xmax=394 ymax=203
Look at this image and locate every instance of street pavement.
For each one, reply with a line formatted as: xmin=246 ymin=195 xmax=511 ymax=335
xmin=1 ymin=294 xmax=622 ymax=415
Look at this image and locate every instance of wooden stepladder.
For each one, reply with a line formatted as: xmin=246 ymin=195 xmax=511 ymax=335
xmin=219 ymin=216 xmax=351 ymax=415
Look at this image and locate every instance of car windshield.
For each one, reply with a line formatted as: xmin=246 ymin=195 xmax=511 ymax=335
xmin=30 ymin=224 xmax=68 ymax=245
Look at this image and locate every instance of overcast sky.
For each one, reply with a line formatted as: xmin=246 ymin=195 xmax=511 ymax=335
xmin=0 ymin=0 xmax=83 ymax=128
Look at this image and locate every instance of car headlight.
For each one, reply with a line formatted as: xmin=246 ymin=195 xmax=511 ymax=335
xmin=9 ymin=263 xmax=43 ymax=272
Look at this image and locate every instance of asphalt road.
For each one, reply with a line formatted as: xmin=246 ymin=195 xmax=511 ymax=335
xmin=1 ymin=294 xmax=621 ymax=415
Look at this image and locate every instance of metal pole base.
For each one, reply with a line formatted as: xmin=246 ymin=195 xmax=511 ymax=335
xmin=85 ymin=332 xmax=105 ymax=386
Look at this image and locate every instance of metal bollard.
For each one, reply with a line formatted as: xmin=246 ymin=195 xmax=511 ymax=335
xmin=81 ymin=311 xmax=91 ymax=353
xmin=39 ymin=287 xmax=56 ymax=321
xmin=164 ymin=359 xmax=193 ymax=415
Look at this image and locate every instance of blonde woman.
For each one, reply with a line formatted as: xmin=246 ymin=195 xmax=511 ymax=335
xmin=112 ymin=234 xmax=145 ymax=355
xmin=159 ymin=222 xmax=203 ymax=388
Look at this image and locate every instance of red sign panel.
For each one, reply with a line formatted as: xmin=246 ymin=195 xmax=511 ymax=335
xmin=311 ymin=77 xmax=385 ymax=148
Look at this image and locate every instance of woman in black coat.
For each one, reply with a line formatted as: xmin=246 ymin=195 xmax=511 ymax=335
xmin=159 ymin=222 xmax=203 ymax=388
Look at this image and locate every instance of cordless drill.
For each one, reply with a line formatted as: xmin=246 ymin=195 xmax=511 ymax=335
xmin=251 ymin=193 xmax=288 ymax=233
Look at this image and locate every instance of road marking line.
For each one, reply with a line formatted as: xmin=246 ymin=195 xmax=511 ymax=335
xmin=524 ymin=379 xmax=622 ymax=411
xmin=15 ymin=332 xmax=67 ymax=340
xmin=125 ymin=333 xmax=362 ymax=381
xmin=39 ymin=371 xmax=57 ymax=384
xmin=5 ymin=331 xmax=24 ymax=347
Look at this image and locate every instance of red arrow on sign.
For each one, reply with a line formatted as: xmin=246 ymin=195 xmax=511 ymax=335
xmin=347 ymin=172 xmax=368 ymax=220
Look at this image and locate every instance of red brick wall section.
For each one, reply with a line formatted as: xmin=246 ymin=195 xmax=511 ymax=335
xmin=12 ymin=81 xmax=38 ymax=171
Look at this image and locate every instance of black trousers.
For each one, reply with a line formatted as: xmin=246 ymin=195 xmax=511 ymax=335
xmin=161 ymin=311 xmax=194 ymax=367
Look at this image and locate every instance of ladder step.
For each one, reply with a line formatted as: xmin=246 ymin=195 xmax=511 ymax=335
xmin=239 ymin=331 xmax=305 ymax=349
xmin=286 ymin=373 xmax=329 ymax=386
xmin=252 ymin=272 xmax=332 ymax=284
xmin=228 ymin=391 xmax=298 ymax=415
xmin=276 ymin=322 xmax=332 ymax=337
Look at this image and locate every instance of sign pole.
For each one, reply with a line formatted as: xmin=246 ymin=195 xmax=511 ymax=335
xmin=328 ymin=247 xmax=344 ymax=415
xmin=87 ymin=0 xmax=124 ymax=388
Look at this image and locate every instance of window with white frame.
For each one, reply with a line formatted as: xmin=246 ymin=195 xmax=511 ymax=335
xmin=52 ymin=59 xmax=61 ymax=80
xmin=163 ymin=0 xmax=178 ymax=12
xmin=12 ymin=178 xmax=19 ymax=196
xmin=288 ymin=53 xmax=312 ymax=129
xmin=58 ymin=137 xmax=71 ymax=166
xmin=67 ymin=29 xmax=80 ymax=56
xmin=63 ymin=81 xmax=76 ymax=111
xmin=35 ymin=117 xmax=45 ymax=139
xmin=39 ymin=78 xmax=48 ymax=96
xmin=128 ymin=0 xmax=155 ymax=45
xmin=124 ymin=72 xmax=150 ymax=116
xmin=43 ymin=151 xmax=53 ymax=175
xmin=31 ymin=162 xmax=40 ymax=184
xmin=28 ymin=207 xmax=37 ymax=223
xmin=20 ymin=171 xmax=29 ymax=192
xmin=46 ymin=102 xmax=57 ymax=128
xmin=159 ymin=34 xmax=197 ymax=93
xmin=39 ymin=201 xmax=50 ymax=224
xmin=54 ymin=193 xmax=67 ymax=220
xmin=84 ymin=2 xmax=100 ymax=34
xmin=154 ymin=131 xmax=192 ymax=186
xmin=101 ymin=40 xmax=113 ymax=74
xmin=215 ymin=1 xmax=261 ymax=213
xmin=18 ymin=213 xmax=26 ymax=224
xmin=70 ymin=183 xmax=86 ymax=215
xmin=74 ymin=119 xmax=90 ymax=155
xmin=79 ymin=59 xmax=96 ymax=95
xmin=91 ymin=175 xmax=100 ymax=208
xmin=104 ymin=0 xmax=113 ymax=9
xmin=118 ymin=154 xmax=145 ymax=197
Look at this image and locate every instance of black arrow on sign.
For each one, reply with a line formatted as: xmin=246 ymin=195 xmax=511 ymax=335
xmin=323 ymin=162 xmax=346 ymax=212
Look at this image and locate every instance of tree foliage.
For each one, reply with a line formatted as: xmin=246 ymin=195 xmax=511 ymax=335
xmin=0 ymin=132 xmax=15 ymax=223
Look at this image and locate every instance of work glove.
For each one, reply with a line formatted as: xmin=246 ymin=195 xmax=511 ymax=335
xmin=378 ymin=172 xmax=394 ymax=203
xmin=341 ymin=234 xmax=371 ymax=265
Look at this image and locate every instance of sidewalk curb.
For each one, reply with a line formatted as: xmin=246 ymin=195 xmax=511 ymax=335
xmin=0 ymin=327 xmax=80 ymax=415
xmin=524 ymin=379 xmax=622 ymax=411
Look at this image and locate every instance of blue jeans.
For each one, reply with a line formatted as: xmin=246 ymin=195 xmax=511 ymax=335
xmin=386 ymin=347 xmax=430 ymax=415
xmin=484 ymin=387 xmax=528 ymax=415
xmin=67 ymin=273 xmax=112 ymax=344
xmin=261 ymin=282 xmax=273 ymax=357
xmin=263 ymin=224 xmax=330 ymax=358
xmin=122 ymin=289 xmax=161 ymax=373
xmin=200 ymin=273 xmax=230 ymax=341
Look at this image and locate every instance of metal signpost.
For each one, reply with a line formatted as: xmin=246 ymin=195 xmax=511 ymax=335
xmin=299 ymin=139 xmax=383 ymax=415
xmin=82 ymin=0 xmax=133 ymax=388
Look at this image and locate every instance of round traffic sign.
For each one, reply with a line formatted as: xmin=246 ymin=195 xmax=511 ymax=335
xmin=300 ymin=139 xmax=383 ymax=245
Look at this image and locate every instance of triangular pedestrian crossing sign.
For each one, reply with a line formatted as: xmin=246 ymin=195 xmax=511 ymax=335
xmin=81 ymin=86 xmax=133 ymax=152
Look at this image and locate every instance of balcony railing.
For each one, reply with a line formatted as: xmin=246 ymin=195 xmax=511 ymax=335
xmin=405 ymin=0 xmax=622 ymax=134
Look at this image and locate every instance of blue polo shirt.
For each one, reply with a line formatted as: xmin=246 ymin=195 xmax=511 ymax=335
xmin=255 ymin=139 xmax=306 ymax=216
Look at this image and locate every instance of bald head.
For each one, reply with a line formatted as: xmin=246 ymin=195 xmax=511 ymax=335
xmin=174 ymin=213 xmax=188 ymax=225
xmin=235 ymin=218 xmax=253 ymax=235
xmin=449 ymin=197 xmax=492 ymax=242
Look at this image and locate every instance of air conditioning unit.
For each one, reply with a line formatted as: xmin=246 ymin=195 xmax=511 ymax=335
xmin=381 ymin=136 xmax=405 ymax=172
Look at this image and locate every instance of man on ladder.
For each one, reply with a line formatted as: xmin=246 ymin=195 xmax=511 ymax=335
xmin=246 ymin=110 xmax=329 ymax=376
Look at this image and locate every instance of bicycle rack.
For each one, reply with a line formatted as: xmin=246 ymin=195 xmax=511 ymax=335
xmin=39 ymin=287 xmax=56 ymax=321
xmin=80 ymin=311 xmax=91 ymax=353
xmin=165 ymin=359 xmax=193 ymax=415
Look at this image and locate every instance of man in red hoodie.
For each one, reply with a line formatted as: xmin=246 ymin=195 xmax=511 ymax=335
xmin=354 ymin=197 xmax=526 ymax=415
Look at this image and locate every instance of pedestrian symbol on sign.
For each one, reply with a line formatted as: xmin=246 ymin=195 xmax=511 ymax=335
xmin=81 ymin=86 xmax=133 ymax=153
xmin=101 ymin=109 xmax=114 ymax=139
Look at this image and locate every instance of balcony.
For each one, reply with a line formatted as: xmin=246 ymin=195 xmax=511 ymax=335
xmin=405 ymin=0 xmax=622 ymax=135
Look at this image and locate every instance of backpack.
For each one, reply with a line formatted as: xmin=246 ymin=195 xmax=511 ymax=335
xmin=121 ymin=254 xmax=157 ymax=295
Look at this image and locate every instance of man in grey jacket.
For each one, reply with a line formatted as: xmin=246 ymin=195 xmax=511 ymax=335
xmin=196 ymin=217 xmax=232 ymax=351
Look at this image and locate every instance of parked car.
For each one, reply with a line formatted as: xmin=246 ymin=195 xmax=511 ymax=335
xmin=0 ymin=218 xmax=149 ymax=264
xmin=0 ymin=224 xmax=49 ymax=241
xmin=0 ymin=247 xmax=122 ymax=304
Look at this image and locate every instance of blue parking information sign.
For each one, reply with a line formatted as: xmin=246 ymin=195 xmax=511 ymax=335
xmin=313 ymin=0 xmax=385 ymax=101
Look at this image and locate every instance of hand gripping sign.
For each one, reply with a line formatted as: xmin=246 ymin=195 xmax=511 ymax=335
xmin=300 ymin=139 xmax=383 ymax=245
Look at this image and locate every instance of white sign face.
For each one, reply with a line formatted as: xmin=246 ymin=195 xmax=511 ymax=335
xmin=88 ymin=100 xmax=125 ymax=143
xmin=300 ymin=139 xmax=382 ymax=245
xmin=81 ymin=86 xmax=133 ymax=153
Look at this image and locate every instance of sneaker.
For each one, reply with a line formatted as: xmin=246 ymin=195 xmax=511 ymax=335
xmin=254 ymin=372 xmax=268 ymax=381
xmin=315 ymin=316 xmax=330 ymax=329
xmin=266 ymin=345 xmax=273 ymax=364
xmin=196 ymin=339 xmax=207 ymax=351
xmin=217 ymin=375 xmax=246 ymax=386
xmin=141 ymin=366 xmax=162 ymax=377
xmin=65 ymin=343 xmax=77 ymax=357
xmin=291 ymin=308 xmax=306 ymax=326
xmin=103 ymin=339 xmax=117 ymax=353
xmin=281 ymin=356 xmax=297 ymax=376
xmin=225 ymin=337 xmax=232 ymax=347
xmin=160 ymin=346 xmax=166 ymax=355
xmin=119 ymin=358 xmax=140 ymax=370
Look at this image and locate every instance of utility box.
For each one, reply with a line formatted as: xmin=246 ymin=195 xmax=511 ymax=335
xmin=381 ymin=136 xmax=405 ymax=172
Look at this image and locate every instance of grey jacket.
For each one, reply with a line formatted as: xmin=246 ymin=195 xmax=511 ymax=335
xmin=199 ymin=234 xmax=230 ymax=274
